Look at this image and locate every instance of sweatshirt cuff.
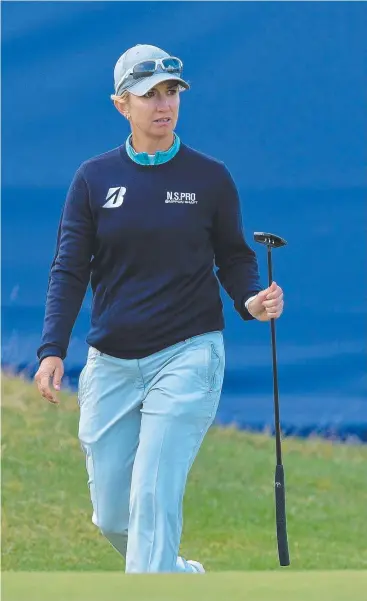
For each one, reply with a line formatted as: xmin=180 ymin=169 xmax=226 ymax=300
xmin=244 ymin=294 xmax=258 ymax=311
xmin=238 ymin=291 xmax=261 ymax=321
xmin=37 ymin=345 xmax=65 ymax=363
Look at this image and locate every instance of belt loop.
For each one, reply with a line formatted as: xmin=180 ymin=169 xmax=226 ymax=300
xmin=89 ymin=346 xmax=101 ymax=359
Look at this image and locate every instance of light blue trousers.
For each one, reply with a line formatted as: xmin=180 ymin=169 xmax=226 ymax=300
xmin=77 ymin=330 xmax=225 ymax=573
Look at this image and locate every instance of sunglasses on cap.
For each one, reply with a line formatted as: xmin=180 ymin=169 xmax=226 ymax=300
xmin=117 ymin=57 xmax=183 ymax=94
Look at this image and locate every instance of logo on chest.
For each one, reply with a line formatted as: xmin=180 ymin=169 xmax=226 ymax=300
xmin=103 ymin=187 xmax=127 ymax=208
xmin=165 ymin=191 xmax=197 ymax=204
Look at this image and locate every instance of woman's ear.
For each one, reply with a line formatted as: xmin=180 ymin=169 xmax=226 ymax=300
xmin=111 ymin=95 xmax=130 ymax=120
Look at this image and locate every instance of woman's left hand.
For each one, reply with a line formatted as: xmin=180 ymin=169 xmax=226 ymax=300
xmin=247 ymin=281 xmax=284 ymax=322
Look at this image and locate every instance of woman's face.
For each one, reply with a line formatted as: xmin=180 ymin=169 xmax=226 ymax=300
xmin=125 ymin=81 xmax=180 ymax=138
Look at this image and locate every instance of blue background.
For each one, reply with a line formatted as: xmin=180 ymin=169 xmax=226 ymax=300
xmin=2 ymin=2 xmax=366 ymax=440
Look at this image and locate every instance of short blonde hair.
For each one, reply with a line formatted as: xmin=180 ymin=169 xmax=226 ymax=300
xmin=110 ymin=90 xmax=130 ymax=104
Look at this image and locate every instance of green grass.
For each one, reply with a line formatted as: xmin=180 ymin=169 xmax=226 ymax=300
xmin=2 ymin=372 xmax=367 ymax=572
xmin=3 ymin=572 xmax=367 ymax=601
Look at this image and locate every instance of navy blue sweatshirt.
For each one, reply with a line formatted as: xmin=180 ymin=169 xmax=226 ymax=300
xmin=37 ymin=143 xmax=263 ymax=361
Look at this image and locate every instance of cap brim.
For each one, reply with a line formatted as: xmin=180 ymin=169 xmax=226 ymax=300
xmin=122 ymin=72 xmax=190 ymax=96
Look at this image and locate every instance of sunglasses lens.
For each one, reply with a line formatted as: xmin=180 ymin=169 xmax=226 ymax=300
xmin=162 ymin=58 xmax=182 ymax=73
xmin=133 ymin=61 xmax=156 ymax=78
xmin=130 ymin=58 xmax=182 ymax=81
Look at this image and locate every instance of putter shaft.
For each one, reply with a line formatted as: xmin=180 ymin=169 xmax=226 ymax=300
xmin=267 ymin=247 xmax=282 ymax=466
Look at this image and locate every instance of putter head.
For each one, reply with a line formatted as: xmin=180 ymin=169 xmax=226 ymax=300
xmin=254 ymin=232 xmax=287 ymax=248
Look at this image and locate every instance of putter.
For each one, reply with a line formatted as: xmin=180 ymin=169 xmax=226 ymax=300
xmin=253 ymin=232 xmax=290 ymax=567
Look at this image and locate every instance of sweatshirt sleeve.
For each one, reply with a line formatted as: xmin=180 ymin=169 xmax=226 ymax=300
xmin=212 ymin=165 xmax=264 ymax=321
xmin=37 ymin=168 xmax=94 ymax=362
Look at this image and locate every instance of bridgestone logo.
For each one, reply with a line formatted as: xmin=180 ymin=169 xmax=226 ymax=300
xmin=166 ymin=192 xmax=197 ymax=204
xmin=103 ymin=187 xmax=126 ymax=208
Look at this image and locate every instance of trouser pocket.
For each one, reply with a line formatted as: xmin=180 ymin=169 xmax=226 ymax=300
xmin=207 ymin=342 xmax=225 ymax=393
xmin=77 ymin=350 xmax=98 ymax=408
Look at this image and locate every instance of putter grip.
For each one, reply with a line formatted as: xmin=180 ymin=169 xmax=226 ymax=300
xmin=275 ymin=464 xmax=290 ymax=566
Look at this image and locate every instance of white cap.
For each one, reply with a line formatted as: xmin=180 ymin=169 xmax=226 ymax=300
xmin=113 ymin=44 xmax=190 ymax=96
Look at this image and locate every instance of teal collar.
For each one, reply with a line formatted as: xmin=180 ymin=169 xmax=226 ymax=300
xmin=126 ymin=133 xmax=180 ymax=166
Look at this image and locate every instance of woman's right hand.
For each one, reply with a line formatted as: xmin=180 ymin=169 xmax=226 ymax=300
xmin=34 ymin=356 xmax=64 ymax=405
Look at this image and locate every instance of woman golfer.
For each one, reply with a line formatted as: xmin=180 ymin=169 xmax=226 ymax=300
xmin=35 ymin=44 xmax=284 ymax=573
